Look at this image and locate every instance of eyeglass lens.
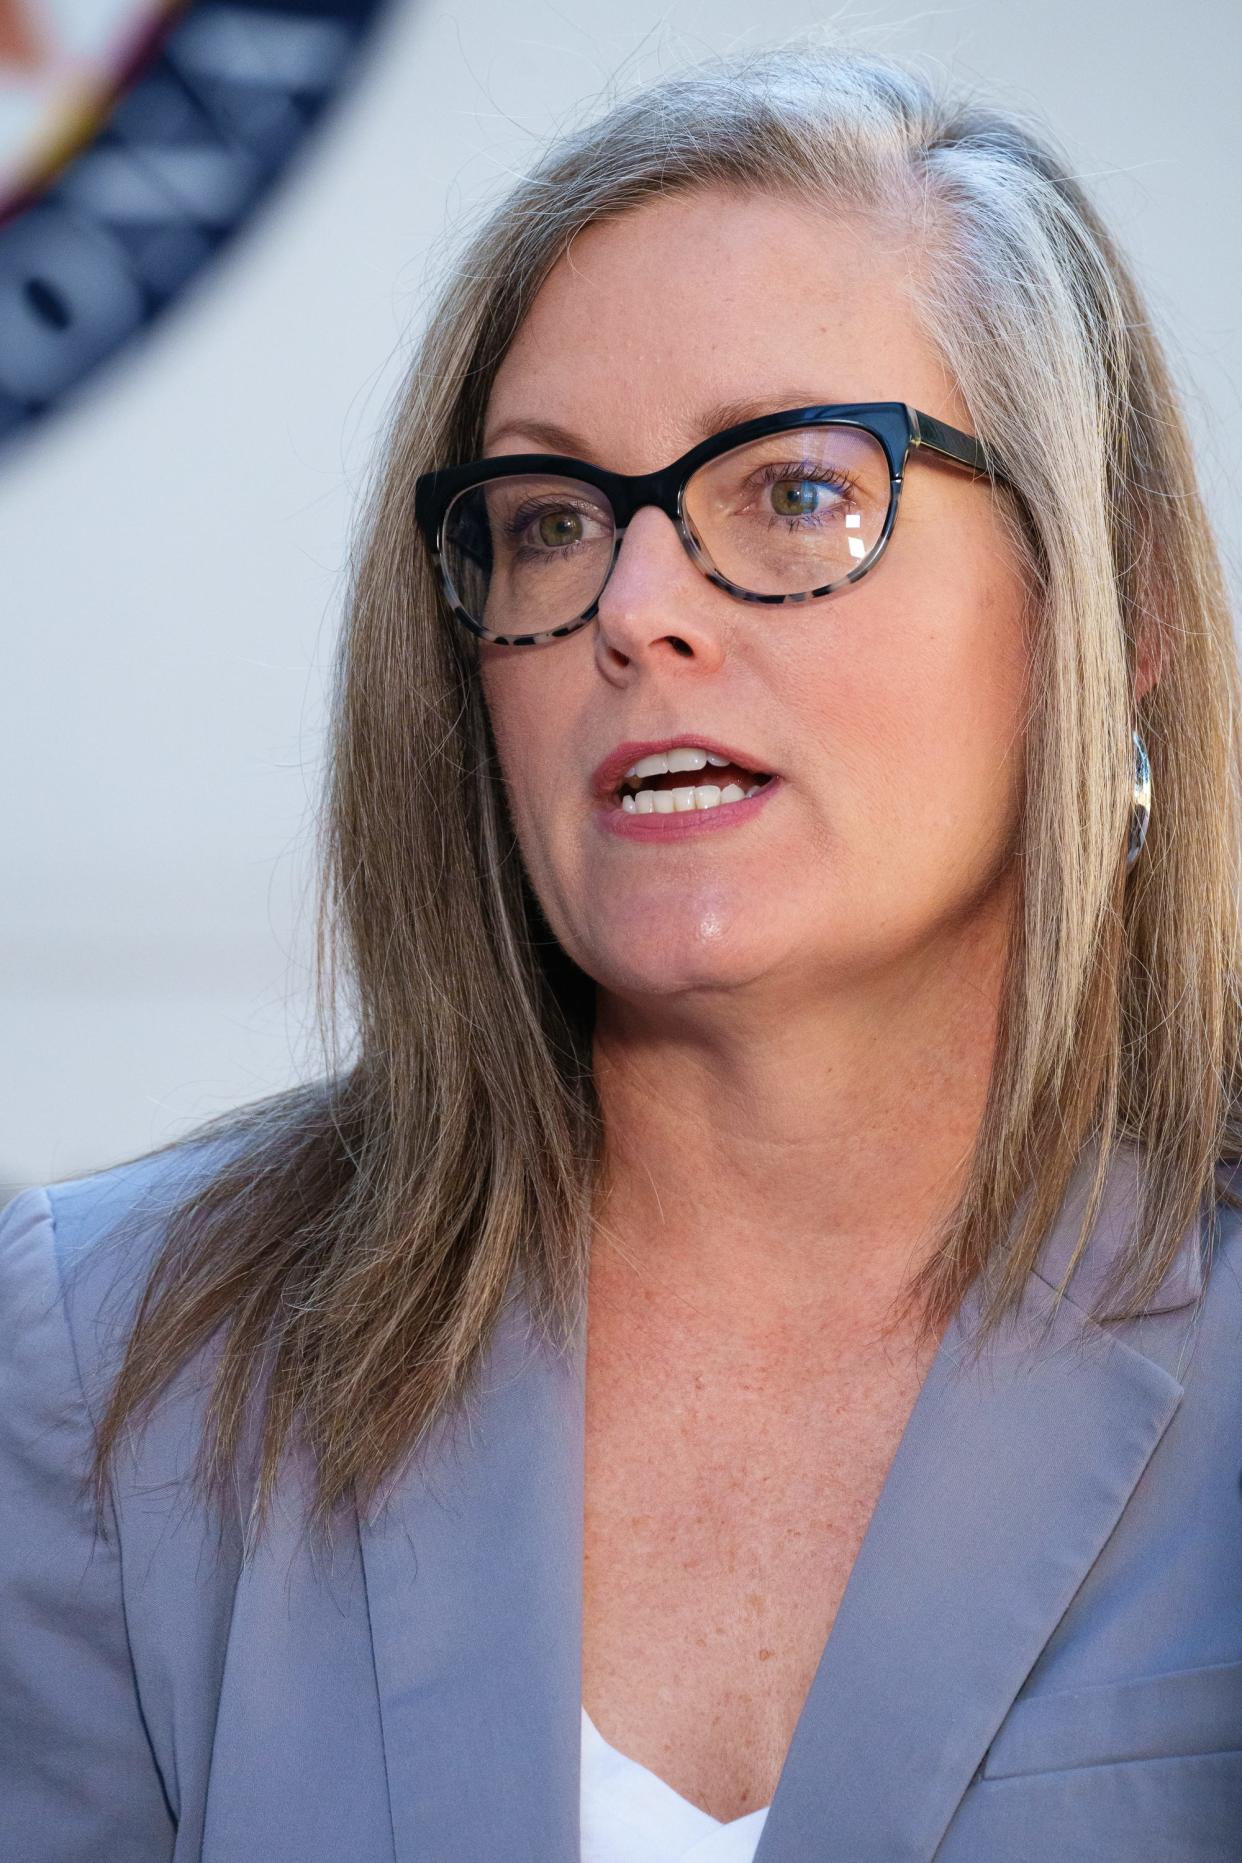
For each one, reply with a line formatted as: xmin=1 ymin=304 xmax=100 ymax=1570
xmin=440 ymin=423 xmax=892 ymax=639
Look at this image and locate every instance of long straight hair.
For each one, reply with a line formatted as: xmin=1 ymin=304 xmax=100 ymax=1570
xmin=82 ymin=41 xmax=1242 ymax=1555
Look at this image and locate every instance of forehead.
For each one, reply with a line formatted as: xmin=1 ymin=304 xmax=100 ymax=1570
xmin=484 ymin=187 xmax=961 ymax=465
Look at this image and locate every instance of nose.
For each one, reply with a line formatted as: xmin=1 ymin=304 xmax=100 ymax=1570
xmin=593 ymin=504 xmax=729 ymax=677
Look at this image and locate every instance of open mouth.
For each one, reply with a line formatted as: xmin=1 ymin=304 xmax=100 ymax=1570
xmin=614 ymin=748 xmax=775 ymax=814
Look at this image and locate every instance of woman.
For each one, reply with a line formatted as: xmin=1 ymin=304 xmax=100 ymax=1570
xmin=2 ymin=40 xmax=1241 ymax=1863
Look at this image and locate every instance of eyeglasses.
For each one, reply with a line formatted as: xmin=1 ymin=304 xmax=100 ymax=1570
xmin=414 ymin=401 xmax=1007 ymax=646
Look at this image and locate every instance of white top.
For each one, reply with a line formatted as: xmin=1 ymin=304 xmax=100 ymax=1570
xmin=580 ymin=1706 xmax=771 ymax=1863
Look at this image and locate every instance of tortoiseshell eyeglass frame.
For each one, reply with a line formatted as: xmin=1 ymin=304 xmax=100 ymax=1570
xmin=413 ymin=401 xmax=1010 ymax=647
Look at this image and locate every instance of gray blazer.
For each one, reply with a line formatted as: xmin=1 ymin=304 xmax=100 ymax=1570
xmin=2 ymin=1139 xmax=1241 ymax=1862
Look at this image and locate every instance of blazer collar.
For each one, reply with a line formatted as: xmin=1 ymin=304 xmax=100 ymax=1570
xmin=1029 ymin=1141 xmax=1206 ymax=1315
xmin=356 ymin=1143 xmax=1207 ymax=1862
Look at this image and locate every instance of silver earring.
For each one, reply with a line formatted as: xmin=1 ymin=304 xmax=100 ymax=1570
xmin=1126 ymin=730 xmax=1151 ymax=872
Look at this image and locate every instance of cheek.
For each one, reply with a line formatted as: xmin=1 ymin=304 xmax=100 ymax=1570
xmin=800 ymin=558 xmax=1028 ymax=866
xmin=478 ymin=656 xmax=546 ymax=836
xmin=478 ymin=647 xmax=588 ymax=857
xmin=479 ymin=643 xmax=556 ymax=765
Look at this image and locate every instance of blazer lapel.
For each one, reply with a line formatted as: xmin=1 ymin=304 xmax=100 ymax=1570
xmin=752 ymin=1146 xmax=1206 ymax=1862
xmin=357 ymin=1144 xmax=1205 ymax=1863
xmin=357 ymin=1272 xmax=588 ymax=1863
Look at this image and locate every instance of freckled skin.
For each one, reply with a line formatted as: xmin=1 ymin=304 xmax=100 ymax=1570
xmin=479 ymin=189 xmax=1031 ymax=1012
xmin=475 ymin=187 xmax=1040 ymax=1823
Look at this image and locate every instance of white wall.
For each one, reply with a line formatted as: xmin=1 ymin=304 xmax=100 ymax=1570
xmin=4 ymin=0 xmax=1240 ymax=1194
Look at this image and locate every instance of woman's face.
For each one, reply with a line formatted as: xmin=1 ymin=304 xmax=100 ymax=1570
xmin=477 ymin=188 xmax=1030 ymax=1010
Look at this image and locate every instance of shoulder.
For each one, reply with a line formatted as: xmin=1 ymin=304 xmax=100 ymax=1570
xmin=0 ymin=1136 xmax=256 ymax=1622
xmin=1202 ymin=1157 xmax=1242 ymax=1334
xmin=1211 ymin=1154 xmax=1242 ymax=1236
xmin=0 ymin=1137 xmax=243 ymax=1422
xmin=0 ymin=1142 xmax=253 ymax=1852
xmin=1205 ymin=1158 xmax=1242 ymax=1319
xmin=1155 ymin=1159 xmax=1242 ymax=1446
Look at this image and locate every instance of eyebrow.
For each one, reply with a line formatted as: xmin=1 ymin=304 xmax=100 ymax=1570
xmin=481 ymin=389 xmax=843 ymax=459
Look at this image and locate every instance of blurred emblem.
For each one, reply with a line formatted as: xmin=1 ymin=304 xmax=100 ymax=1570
xmin=0 ymin=0 xmax=390 ymax=452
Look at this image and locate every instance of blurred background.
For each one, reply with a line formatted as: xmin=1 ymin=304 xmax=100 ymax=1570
xmin=3 ymin=0 xmax=1240 ymax=1200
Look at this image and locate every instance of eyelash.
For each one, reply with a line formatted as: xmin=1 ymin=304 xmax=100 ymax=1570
xmin=498 ymin=459 xmax=862 ymax=559
xmin=502 ymin=499 xmax=603 ymax=564
xmin=750 ymin=461 xmax=858 ymax=526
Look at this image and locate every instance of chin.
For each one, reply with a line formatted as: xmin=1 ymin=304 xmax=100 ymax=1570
xmin=579 ymin=923 xmax=784 ymax=1000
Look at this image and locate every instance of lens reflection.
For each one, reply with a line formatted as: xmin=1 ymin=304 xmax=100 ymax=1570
xmin=683 ymin=424 xmax=891 ymax=595
xmin=439 ymin=424 xmax=893 ymax=639
xmin=442 ymin=474 xmax=615 ymax=639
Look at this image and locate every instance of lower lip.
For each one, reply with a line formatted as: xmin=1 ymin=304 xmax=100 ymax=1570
xmin=592 ymin=777 xmax=783 ymax=841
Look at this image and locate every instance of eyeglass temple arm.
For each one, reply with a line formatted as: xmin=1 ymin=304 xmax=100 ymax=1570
xmin=909 ymin=407 xmax=1003 ymax=481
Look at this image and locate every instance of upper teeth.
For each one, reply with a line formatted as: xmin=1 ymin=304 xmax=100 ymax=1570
xmin=623 ymin=747 xmax=733 ymax=780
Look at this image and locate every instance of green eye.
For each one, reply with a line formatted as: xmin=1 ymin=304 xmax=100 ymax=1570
xmin=537 ymin=510 xmax=584 ymax=547
xmin=768 ymin=479 xmax=820 ymax=517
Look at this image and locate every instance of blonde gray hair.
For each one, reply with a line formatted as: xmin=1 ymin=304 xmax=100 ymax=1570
xmin=85 ymin=41 xmax=1242 ymax=1554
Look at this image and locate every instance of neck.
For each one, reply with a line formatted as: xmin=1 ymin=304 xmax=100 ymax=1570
xmin=589 ymin=883 xmax=1013 ymax=1343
